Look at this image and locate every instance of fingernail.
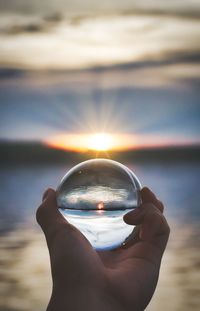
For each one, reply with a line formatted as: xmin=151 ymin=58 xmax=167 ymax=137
xmin=42 ymin=188 xmax=50 ymax=201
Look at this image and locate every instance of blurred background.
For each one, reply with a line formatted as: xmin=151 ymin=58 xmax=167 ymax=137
xmin=0 ymin=0 xmax=200 ymax=310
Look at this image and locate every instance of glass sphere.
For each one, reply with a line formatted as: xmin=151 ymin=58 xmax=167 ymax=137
xmin=57 ymin=159 xmax=141 ymax=250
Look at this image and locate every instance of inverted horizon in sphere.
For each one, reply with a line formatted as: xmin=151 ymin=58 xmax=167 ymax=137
xmin=57 ymin=158 xmax=141 ymax=249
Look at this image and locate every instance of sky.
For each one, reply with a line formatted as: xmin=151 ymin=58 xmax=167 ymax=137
xmin=0 ymin=1 xmax=200 ymax=70
xmin=0 ymin=0 xmax=199 ymax=149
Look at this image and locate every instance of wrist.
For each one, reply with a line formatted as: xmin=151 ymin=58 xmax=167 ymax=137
xmin=47 ymin=286 xmax=125 ymax=311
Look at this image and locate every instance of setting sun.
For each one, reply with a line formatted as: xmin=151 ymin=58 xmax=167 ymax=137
xmin=87 ymin=133 xmax=113 ymax=151
xmin=44 ymin=132 xmax=137 ymax=152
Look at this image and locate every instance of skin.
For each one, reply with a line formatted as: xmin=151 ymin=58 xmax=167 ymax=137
xmin=36 ymin=187 xmax=170 ymax=311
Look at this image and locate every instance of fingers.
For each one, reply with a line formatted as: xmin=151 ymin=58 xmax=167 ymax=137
xmin=141 ymin=187 xmax=164 ymax=213
xmin=123 ymin=187 xmax=170 ymax=253
xmin=124 ymin=203 xmax=166 ymax=238
xmin=36 ymin=188 xmax=68 ymax=237
xmin=124 ymin=203 xmax=169 ymax=253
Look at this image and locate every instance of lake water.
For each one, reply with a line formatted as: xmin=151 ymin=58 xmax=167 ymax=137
xmin=0 ymin=160 xmax=200 ymax=311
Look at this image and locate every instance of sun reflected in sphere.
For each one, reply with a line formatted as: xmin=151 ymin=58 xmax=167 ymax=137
xmin=57 ymin=159 xmax=141 ymax=250
xmin=97 ymin=201 xmax=104 ymax=210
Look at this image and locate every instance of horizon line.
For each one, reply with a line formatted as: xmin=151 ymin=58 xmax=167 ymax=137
xmin=0 ymin=138 xmax=199 ymax=153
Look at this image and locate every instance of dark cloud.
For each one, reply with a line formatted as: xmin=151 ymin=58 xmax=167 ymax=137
xmin=121 ymin=8 xmax=200 ymax=20
xmin=0 ymin=12 xmax=63 ymax=35
xmin=43 ymin=12 xmax=63 ymax=22
xmin=61 ymin=50 xmax=200 ymax=73
xmin=0 ymin=68 xmax=26 ymax=78
xmin=5 ymin=23 xmax=44 ymax=35
xmin=0 ymin=50 xmax=200 ymax=87
xmin=0 ymin=0 xmax=199 ymax=20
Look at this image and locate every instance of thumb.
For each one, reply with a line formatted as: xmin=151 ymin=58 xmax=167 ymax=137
xmin=36 ymin=188 xmax=68 ymax=237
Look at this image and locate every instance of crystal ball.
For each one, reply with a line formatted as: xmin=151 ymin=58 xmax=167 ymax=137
xmin=57 ymin=159 xmax=141 ymax=250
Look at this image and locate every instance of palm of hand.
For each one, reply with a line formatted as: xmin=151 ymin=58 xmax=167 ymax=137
xmin=37 ymin=187 xmax=169 ymax=311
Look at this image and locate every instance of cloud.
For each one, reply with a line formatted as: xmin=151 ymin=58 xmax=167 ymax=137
xmin=0 ymin=68 xmax=26 ymax=79
xmin=5 ymin=23 xmax=44 ymax=35
xmin=0 ymin=8 xmax=200 ymax=36
xmin=0 ymin=12 xmax=63 ymax=35
xmin=0 ymin=51 xmax=200 ymax=93
xmin=43 ymin=12 xmax=63 ymax=22
xmin=1 ymin=49 xmax=199 ymax=74
xmin=0 ymin=10 xmax=199 ymax=75
xmin=0 ymin=0 xmax=200 ymax=17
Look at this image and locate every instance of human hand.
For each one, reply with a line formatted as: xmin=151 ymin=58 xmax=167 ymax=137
xmin=36 ymin=187 xmax=170 ymax=311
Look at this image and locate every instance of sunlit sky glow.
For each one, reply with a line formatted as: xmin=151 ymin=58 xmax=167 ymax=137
xmin=0 ymin=84 xmax=199 ymax=148
xmin=45 ymin=132 xmax=199 ymax=152
xmin=45 ymin=133 xmax=135 ymax=151
xmin=0 ymin=0 xmax=199 ymax=148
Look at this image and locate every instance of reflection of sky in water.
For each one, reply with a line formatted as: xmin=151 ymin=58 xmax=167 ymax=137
xmin=0 ymin=161 xmax=200 ymax=310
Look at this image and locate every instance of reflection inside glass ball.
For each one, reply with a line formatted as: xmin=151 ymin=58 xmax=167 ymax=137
xmin=57 ymin=158 xmax=141 ymax=250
